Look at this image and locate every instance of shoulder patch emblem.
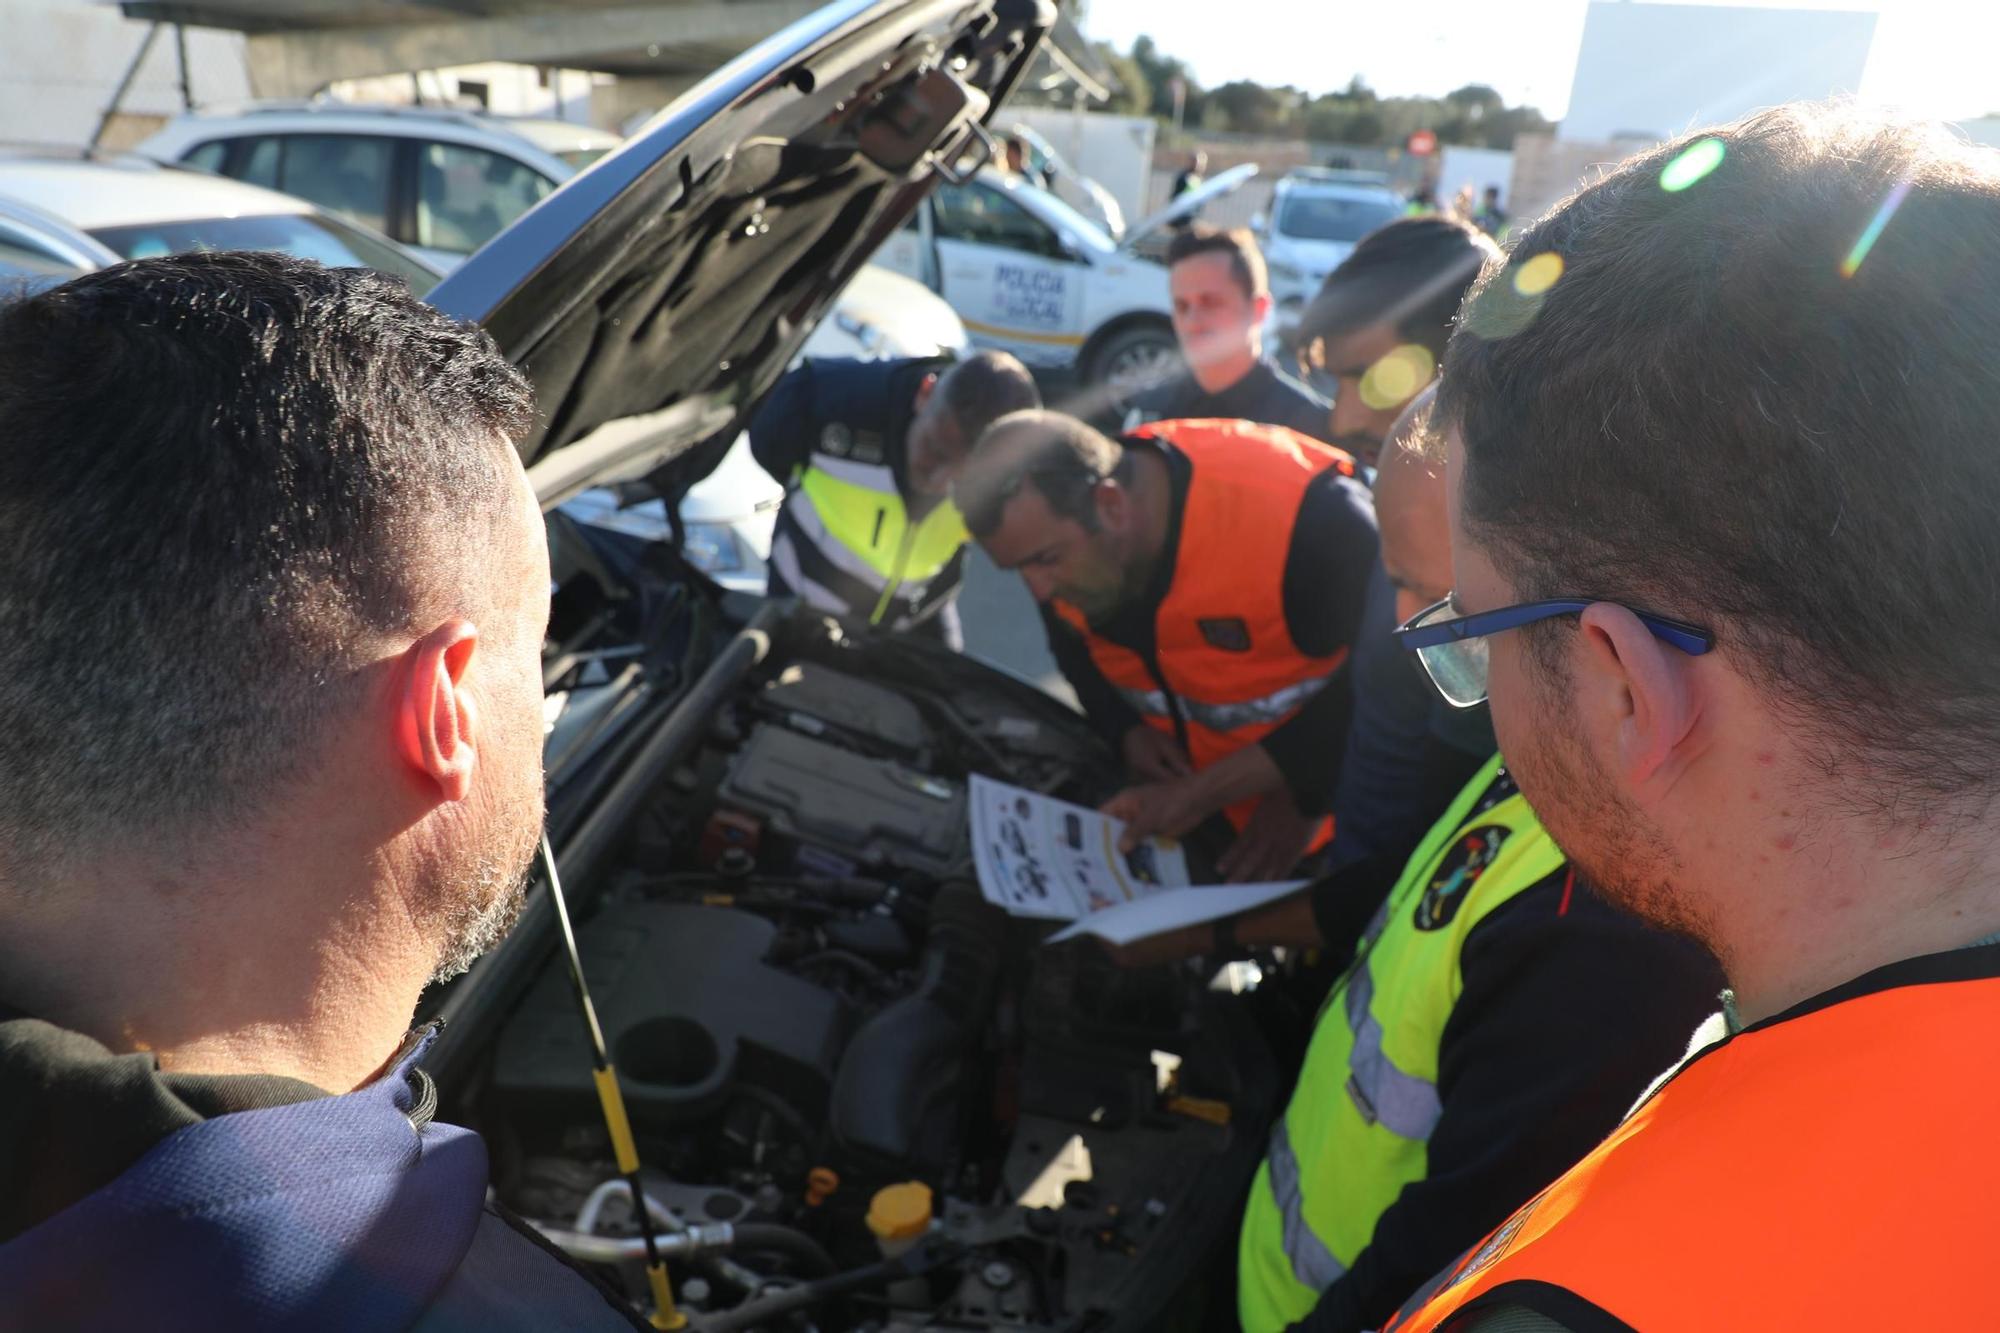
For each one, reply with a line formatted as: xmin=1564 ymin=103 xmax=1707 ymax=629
xmin=1414 ymin=824 xmax=1511 ymax=931
xmin=1198 ymin=617 xmax=1252 ymax=652
xmin=820 ymin=422 xmax=853 ymax=456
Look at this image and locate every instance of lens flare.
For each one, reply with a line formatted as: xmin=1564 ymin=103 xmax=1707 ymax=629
xmin=1660 ymin=138 xmax=1726 ymax=193
xmin=1841 ymin=179 xmax=1914 ymax=279
xmin=1513 ymin=252 xmax=1564 ymax=296
xmin=1359 ymin=345 xmax=1436 ymax=412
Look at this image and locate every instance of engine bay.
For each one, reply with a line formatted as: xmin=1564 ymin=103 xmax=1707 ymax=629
xmin=450 ymin=522 xmax=1281 ymax=1330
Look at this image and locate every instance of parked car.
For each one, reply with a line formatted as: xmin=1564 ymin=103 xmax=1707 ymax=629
xmin=403 ymin=0 xmax=1283 ymax=1327
xmin=0 ymin=150 xmax=954 ymax=599
xmin=1253 ymin=167 xmax=1405 ymax=330
xmin=1004 ymin=121 xmax=1124 ymax=236
xmin=874 ymin=161 xmax=1255 ymax=401
xmin=0 ymin=150 xmax=445 ymax=292
xmin=140 ymin=103 xmax=623 ymax=271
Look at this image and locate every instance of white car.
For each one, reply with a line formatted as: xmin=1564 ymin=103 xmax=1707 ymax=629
xmin=875 ymin=162 xmax=1254 ymax=399
xmin=139 ymin=103 xmax=623 ymax=271
xmin=0 ymin=151 xmax=443 ymax=292
xmin=558 ymin=262 xmax=972 ymax=596
xmin=0 ymin=152 xmax=962 ymax=597
xmin=1253 ymin=169 xmax=1405 ymax=328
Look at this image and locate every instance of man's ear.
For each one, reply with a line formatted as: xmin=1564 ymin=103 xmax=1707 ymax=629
xmin=1093 ymin=477 xmax=1130 ymax=534
xmin=1251 ymin=291 xmax=1273 ymax=326
xmin=1574 ymin=603 xmax=1700 ymax=795
xmin=396 ymin=620 xmax=481 ymax=804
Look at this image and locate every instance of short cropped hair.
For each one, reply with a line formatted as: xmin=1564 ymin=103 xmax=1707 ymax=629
xmin=933 ymin=349 xmax=1040 ymax=439
xmin=1438 ymin=102 xmax=2000 ymax=804
xmin=1166 ymin=225 xmax=1268 ymax=300
xmin=0 ymin=252 xmax=533 ymax=877
xmin=956 ymin=410 xmax=1126 ymax=539
xmin=1300 ymin=215 xmax=1496 ymax=363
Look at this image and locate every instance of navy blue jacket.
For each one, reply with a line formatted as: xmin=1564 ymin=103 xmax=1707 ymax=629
xmin=0 ymin=1027 xmax=644 ymax=1332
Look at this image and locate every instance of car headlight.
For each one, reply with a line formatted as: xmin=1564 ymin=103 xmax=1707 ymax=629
xmin=1267 ymin=260 xmax=1307 ymax=286
xmin=681 ymin=521 xmax=745 ymax=574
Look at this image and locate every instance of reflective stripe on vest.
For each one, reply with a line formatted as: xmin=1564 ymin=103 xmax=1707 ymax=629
xmin=1265 ymin=1117 xmax=1348 ymax=1292
xmin=779 ymin=451 xmax=968 ymax=627
xmin=1113 ymin=671 xmax=1338 ymax=735
xmin=1238 ymin=753 xmax=1565 ymax=1332
xmin=1380 ymin=959 xmax=2000 ymax=1332
xmin=1054 ymin=419 xmax=1359 ymax=845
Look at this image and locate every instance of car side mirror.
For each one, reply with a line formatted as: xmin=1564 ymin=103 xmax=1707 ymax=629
xmin=1249 ymin=211 xmax=1267 ymax=236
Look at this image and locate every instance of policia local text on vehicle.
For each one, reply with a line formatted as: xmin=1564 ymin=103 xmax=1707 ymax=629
xmin=749 ymin=350 xmax=1038 ymax=648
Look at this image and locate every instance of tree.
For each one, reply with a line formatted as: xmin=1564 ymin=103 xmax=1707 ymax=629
xmin=1094 ymin=41 xmax=1150 ymax=116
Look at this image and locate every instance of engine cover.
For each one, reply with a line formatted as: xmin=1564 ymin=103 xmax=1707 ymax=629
xmin=717 ymin=725 xmax=968 ymax=876
xmin=491 ymin=903 xmax=852 ymax=1129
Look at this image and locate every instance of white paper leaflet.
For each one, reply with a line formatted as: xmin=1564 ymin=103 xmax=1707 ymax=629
xmin=968 ymin=775 xmax=1309 ymax=946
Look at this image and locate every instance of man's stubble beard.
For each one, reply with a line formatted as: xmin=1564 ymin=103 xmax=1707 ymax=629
xmin=1509 ymin=656 xmax=1724 ymax=961
xmin=426 ymin=685 xmax=545 ymax=987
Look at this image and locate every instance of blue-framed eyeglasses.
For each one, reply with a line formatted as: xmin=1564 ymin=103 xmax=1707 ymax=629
xmin=1396 ymin=597 xmax=1715 ymax=708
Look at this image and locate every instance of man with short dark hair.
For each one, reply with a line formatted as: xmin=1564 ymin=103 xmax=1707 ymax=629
xmin=1297 ymin=215 xmax=1495 ymax=467
xmin=1385 ymin=103 xmax=2000 ymax=1331
xmin=957 ymin=409 xmax=1376 ymax=881
xmin=0 ymin=253 xmax=642 ymax=1328
xmin=751 ymin=350 xmax=1039 ymax=649
xmin=1127 ymin=224 xmax=1332 ymax=442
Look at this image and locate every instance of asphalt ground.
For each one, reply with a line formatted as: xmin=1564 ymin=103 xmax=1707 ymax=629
xmin=955 ymin=362 xmax=1093 ymax=707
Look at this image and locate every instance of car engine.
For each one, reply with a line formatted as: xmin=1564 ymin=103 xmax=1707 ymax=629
xmin=463 ymin=528 xmax=1279 ymax=1330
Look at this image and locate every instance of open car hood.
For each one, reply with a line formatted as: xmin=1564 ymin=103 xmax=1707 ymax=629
xmin=428 ymin=0 xmax=1053 ymax=509
xmin=1121 ymin=162 xmax=1258 ymax=249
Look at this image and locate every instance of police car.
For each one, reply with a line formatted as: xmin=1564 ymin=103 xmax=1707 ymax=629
xmin=875 ymin=162 xmax=1255 ymax=400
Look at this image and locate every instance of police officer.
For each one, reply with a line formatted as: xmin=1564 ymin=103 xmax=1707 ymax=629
xmin=957 ymin=409 xmax=1377 ymax=881
xmin=1126 ymin=225 xmax=1333 ymax=443
xmin=749 ymin=351 xmax=1038 ymax=648
xmin=1385 ymin=103 xmax=2000 ymax=1333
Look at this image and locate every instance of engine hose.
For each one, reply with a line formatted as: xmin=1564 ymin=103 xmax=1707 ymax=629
xmin=536 ymin=1220 xmax=833 ymax=1278
xmin=692 ymin=1238 xmax=965 ymax=1333
xmin=724 ymin=1224 xmax=837 ymax=1279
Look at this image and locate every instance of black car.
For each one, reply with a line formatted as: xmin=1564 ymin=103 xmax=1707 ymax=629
xmin=416 ymin=2 xmax=1280 ymax=1326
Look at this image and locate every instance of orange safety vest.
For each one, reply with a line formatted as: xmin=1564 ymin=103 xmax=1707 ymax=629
xmin=1053 ymin=419 xmax=1359 ymax=851
xmin=1381 ymin=949 xmax=2000 ymax=1332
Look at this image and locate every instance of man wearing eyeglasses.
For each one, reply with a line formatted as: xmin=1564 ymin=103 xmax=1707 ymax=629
xmin=1380 ymin=103 xmax=2000 ymax=1332
xmin=955 ymin=409 xmax=1376 ymax=883
xmin=1226 ymin=400 xmax=1721 ymax=1333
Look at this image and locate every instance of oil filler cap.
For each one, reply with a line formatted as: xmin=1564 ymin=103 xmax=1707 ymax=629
xmin=866 ymin=1181 xmax=934 ymax=1241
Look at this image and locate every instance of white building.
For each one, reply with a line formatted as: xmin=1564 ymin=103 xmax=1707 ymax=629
xmin=1559 ymin=2 xmax=1877 ymax=144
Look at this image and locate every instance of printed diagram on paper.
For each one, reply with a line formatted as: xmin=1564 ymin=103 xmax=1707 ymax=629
xmin=968 ymin=775 xmax=1309 ymax=946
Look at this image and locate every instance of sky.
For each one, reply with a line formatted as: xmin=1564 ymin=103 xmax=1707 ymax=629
xmin=1082 ymin=0 xmax=2000 ymax=123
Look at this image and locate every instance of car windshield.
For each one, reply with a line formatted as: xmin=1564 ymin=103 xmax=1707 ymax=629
xmin=89 ymin=211 xmax=440 ymax=296
xmin=1011 ymin=180 xmax=1116 ymax=256
xmin=1277 ymin=193 xmax=1402 ymax=242
xmin=557 ymin=148 xmax=612 ymax=171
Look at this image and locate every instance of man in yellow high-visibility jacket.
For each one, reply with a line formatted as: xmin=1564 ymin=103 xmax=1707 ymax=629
xmin=749 ymin=351 xmax=1037 ymax=648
